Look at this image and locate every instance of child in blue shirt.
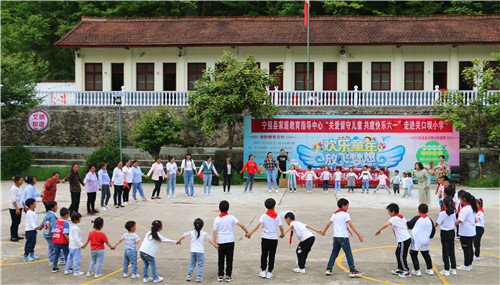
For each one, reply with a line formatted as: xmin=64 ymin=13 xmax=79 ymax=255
xmin=114 ymin=221 xmax=141 ymax=279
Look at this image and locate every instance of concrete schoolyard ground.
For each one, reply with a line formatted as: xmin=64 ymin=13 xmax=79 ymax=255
xmin=1 ymin=181 xmax=499 ymax=285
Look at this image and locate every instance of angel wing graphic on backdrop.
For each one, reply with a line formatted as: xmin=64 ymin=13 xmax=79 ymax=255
xmin=296 ymin=144 xmax=405 ymax=168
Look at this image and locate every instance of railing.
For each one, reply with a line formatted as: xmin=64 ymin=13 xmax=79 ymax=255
xmin=36 ymin=89 xmax=497 ymax=107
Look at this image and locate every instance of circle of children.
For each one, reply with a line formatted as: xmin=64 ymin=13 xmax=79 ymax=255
xmin=9 ymin=161 xmax=484 ymax=283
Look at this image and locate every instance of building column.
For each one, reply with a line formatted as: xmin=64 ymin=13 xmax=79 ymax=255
xmin=448 ymin=46 xmax=459 ymax=90
xmin=124 ymin=49 xmax=133 ymax=91
xmin=75 ymin=49 xmax=84 ymax=91
xmin=177 ymin=48 xmax=187 ymax=91
xmin=337 ymin=52 xmax=348 ymax=91
xmin=393 ymin=46 xmax=403 ymax=91
xmin=284 ymin=47 xmax=293 ymax=91
xmin=103 ymin=62 xmax=111 ymax=91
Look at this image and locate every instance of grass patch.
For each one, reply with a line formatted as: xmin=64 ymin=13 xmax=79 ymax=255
xmin=464 ymin=175 xmax=500 ymax=188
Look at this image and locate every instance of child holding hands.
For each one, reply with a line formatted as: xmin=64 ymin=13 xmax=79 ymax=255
xmin=114 ymin=221 xmax=141 ymax=279
xmin=83 ymin=217 xmax=115 ymax=278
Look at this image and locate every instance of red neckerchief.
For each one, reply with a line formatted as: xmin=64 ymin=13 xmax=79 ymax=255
xmin=289 ymin=220 xmax=295 ymax=247
xmin=266 ymin=209 xmax=277 ymax=219
xmin=457 ymin=203 xmax=469 ymax=215
xmin=219 ymin=212 xmax=228 ymax=218
xmin=334 ymin=209 xmax=352 ymax=236
xmin=441 ymin=203 xmax=446 ymax=211
xmin=435 ymin=184 xmax=443 ymax=195
xmin=477 ymin=207 xmax=484 ymax=213
xmin=419 ymin=213 xmax=428 ymax=218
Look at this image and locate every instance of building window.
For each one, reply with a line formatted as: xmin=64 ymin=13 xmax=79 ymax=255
xmin=85 ymin=63 xmax=102 ymax=91
xmin=269 ymin=62 xmax=283 ymax=90
xmin=489 ymin=61 xmax=499 ymax=90
xmin=348 ymin=62 xmax=362 ymax=90
xmin=295 ymin=62 xmax=314 ymax=90
xmin=372 ymin=62 xmax=391 ymax=90
xmin=188 ymin=63 xmax=206 ymax=90
xmin=111 ymin=63 xmax=124 ymax=91
xmin=163 ymin=63 xmax=176 ymax=91
xmin=433 ymin=62 xmax=447 ymax=90
xmin=404 ymin=62 xmax=424 ymax=90
xmin=323 ymin=62 xmax=337 ymax=90
xmin=137 ymin=63 xmax=154 ymax=91
xmin=459 ymin=61 xmax=473 ymax=90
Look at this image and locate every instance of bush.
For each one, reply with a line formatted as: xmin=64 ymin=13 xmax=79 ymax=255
xmin=1 ymin=145 xmax=33 ymax=177
xmin=86 ymin=146 xmax=128 ymax=176
xmin=465 ymin=175 xmax=500 ymax=188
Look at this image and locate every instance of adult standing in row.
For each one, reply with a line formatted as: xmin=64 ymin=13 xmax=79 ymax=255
xmin=276 ymin=149 xmax=289 ymax=179
xmin=97 ymin=163 xmax=111 ymax=211
xmin=10 ymin=176 xmax=26 ymax=241
xmin=166 ymin=156 xmax=179 ymax=198
xmin=42 ymin=172 xmax=65 ymax=211
xmin=220 ymin=156 xmax=238 ymax=193
xmin=240 ymin=155 xmax=262 ymax=194
xmin=198 ymin=156 xmax=219 ymax=196
xmin=84 ymin=165 xmax=100 ymax=214
xmin=435 ymin=155 xmax=451 ymax=179
xmin=147 ymin=156 xmax=164 ymax=200
xmin=413 ymin=162 xmax=431 ymax=205
xmin=64 ymin=163 xmax=85 ymax=214
xmin=264 ymin=152 xmax=281 ymax=193
xmin=112 ymin=161 xmax=125 ymax=208
xmin=180 ymin=153 xmax=198 ymax=197
xmin=122 ymin=159 xmax=133 ymax=205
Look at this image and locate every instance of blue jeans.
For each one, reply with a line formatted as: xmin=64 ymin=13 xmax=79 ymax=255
xmin=88 ymin=249 xmax=104 ymax=274
xmin=188 ymin=252 xmax=205 ymax=277
xmin=45 ymin=238 xmax=65 ymax=263
xmin=306 ymin=180 xmax=313 ymax=192
xmin=408 ymin=186 xmax=413 ymax=198
xmin=140 ymin=251 xmax=159 ymax=281
xmin=266 ymin=169 xmax=278 ymax=190
xmin=184 ymin=170 xmax=195 ymax=196
xmin=24 ymin=230 xmax=37 ymax=257
xmin=327 ymin=237 xmax=357 ymax=272
xmin=53 ymin=243 xmax=69 ymax=267
xmin=132 ymin=182 xmax=145 ymax=199
xmin=166 ymin=174 xmax=176 ymax=195
xmin=203 ymin=174 xmax=212 ymax=194
xmin=362 ymin=179 xmax=370 ymax=192
xmin=244 ymin=173 xmax=255 ymax=192
xmin=334 ymin=180 xmax=341 ymax=193
xmin=123 ymin=249 xmax=138 ymax=275
xmin=65 ymin=248 xmax=81 ymax=272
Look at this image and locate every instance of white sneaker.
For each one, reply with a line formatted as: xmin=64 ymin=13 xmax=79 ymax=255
xmin=101 ymin=207 xmax=108 ymax=211
xmin=412 ymin=269 xmax=422 ymax=276
xmin=259 ymin=271 xmax=266 ymax=278
xmin=94 ymin=273 xmax=102 ymax=278
xmin=173 ymin=195 xmax=176 ymax=198
xmin=293 ymin=267 xmax=306 ymax=274
xmin=186 ymin=194 xmax=189 ymax=197
xmin=275 ymin=190 xmax=279 ymax=193
xmin=439 ymin=270 xmax=450 ymax=276
xmin=205 ymin=193 xmax=208 ymax=196
xmin=167 ymin=195 xmax=171 ymax=199
xmin=153 ymin=276 xmax=164 ymax=283
xmin=457 ymin=265 xmax=472 ymax=271
xmin=64 ymin=270 xmax=74 ymax=275
xmin=74 ymin=271 xmax=85 ymax=276
xmin=124 ymin=273 xmax=129 ymax=278
xmin=474 ymin=256 xmax=482 ymax=261
xmin=269 ymin=190 xmax=272 ymax=193
xmin=87 ymin=272 xmax=93 ymax=277
xmin=48 ymin=261 xmax=53 ymax=266
xmin=426 ymin=269 xmax=434 ymax=276
xmin=266 ymin=272 xmax=273 ymax=279
xmin=143 ymin=277 xmax=153 ymax=283
xmin=450 ymin=268 xmax=457 ymax=275
xmin=132 ymin=274 xmax=141 ymax=279
xmin=58 ymin=260 xmax=65 ymax=265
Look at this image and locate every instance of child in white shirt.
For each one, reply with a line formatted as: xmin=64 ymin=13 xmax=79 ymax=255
xmin=333 ymin=167 xmax=343 ymax=193
xmin=283 ymin=165 xmax=300 ymax=193
xmin=358 ymin=165 xmax=372 ymax=194
xmin=65 ymin=212 xmax=84 ymax=276
xmin=319 ymin=166 xmax=333 ymax=193
xmin=434 ymin=197 xmax=457 ymax=276
xmin=178 ymin=218 xmax=218 ymax=282
xmin=24 ymin=198 xmax=39 ymax=262
xmin=407 ymin=173 xmax=414 ymax=198
xmin=407 ymin=204 xmax=436 ymax=276
xmin=390 ymin=170 xmax=401 ymax=195
xmin=373 ymin=169 xmax=391 ymax=194
xmin=301 ymin=166 xmax=319 ymax=194
xmin=474 ymin=198 xmax=485 ymax=261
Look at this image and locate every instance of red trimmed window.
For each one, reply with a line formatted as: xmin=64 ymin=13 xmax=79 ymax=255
xmin=111 ymin=63 xmax=124 ymax=91
xmin=404 ymin=62 xmax=424 ymax=90
xmin=323 ymin=62 xmax=337 ymax=90
xmin=85 ymin=63 xmax=102 ymax=91
xmin=348 ymin=62 xmax=362 ymax=90
xmin=137 ymin=63 xmax=154 ymax=91
xmin=295 ymin=62 xmax=314 ymax=90
xmin=372 ymin=62 xmax=390 ymax=90
xmin=163 ymin=63 xmax=176 ymax=91
xmin=188 ymin=63 xmax=206 ymax=90
xmin=433 ymin=62 xmax=447 ymax=90
xmin=459 ymin=61 xmax=473 ymax=90
xmin=269 ymin=62 xmax=283 ymax=90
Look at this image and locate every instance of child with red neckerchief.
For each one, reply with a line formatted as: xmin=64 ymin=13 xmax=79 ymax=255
xmin=319 ymin=198 xmax=364 ymax=278
xmin=213 ymin=200 xmax=249 ymax=282
xmin=246 ymin=198 xmax=285 ymax=279
xmin=474 ymin=198 xmax=485 ymax=261
xmin=406 ymin=204 xmax=436 ymax=277
xmin=375 ymin=203 xmax=412 ymax=278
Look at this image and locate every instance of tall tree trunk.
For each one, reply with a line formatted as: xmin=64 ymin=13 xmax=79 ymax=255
xmin=227 ymin=122 xmax=235 ymax=154
xmin=477 ymin=128 xmax=482 ymax=178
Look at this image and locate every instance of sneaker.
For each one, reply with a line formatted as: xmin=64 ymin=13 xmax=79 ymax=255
xmin=294 ymin=189 xmax=297 ymax=192
xmin=474 ymin=256 xmax=482 ymax=261
xmin=94 ymin=273 xmax=102 ymax=278
xmin=259 ymin=271 xmax=266 ymax=278
xmin=31 ymin=255 xmax=40 ymax=260
xmin=64 ymin=270 xmax=74 ymax=275
xmin=135 ymin=198 xmax=138 ymax=201
xmin=124 ymin=273 xmax=129 ymax=278
xmin=391 ymin=269 xmax=403 ymax=275
xmin=186 ymin=194 xmax=189 ymax=197
xmin=196 ymin=277 xmax=203 ymax=282
xmin=87 ymin=272 xmax=93 ymax=277
xmin=151 ymin=197 xmax=156 ymax=200
xmin=192 ymin=194 xmax=196 ymax=197
xmin=144 ymin=277 xmax=154 ymax=283
xmin=48 ymin=261 xmax=53 ymax=266
xmin=217 ymin=276 xmax=224 ymax=282
xmin=23 ymin=256 xmax=34 ymax=262
xmin=450 ymin=268 xmax=457 ymax=275
xmin=243 ymin=191 xmax=247 ymax=194
xmin=426 ymin=269 xmax=434 ymax=276
xmin=143 ymin=198 xmax=148 ymax=201
xmin=120 ymin=205 xmax=125 ymax=207
xmin=186 ymin=275 xmax=192 ymax=281
xmin=412 ymin=270 xmax=422 ymax=277
xmin=74 ymin=271 xmax=85 ymax=276
xmin=173 ymin=195 xmax=176 ymax=198
xmin=349 ymin=271 xmax=363 ymax=278
xmin=225 ymin=276 xmax=232 ymax=282
xmin=398 ymin=271 xmax=411 ymax=278
xmin=10 ymin=237 xmax=19 ymax=242
xmin=156 ymin=196 xmax=161 ymax=199
xmin=115 ymin=205 xmax=120 ymax=208
xmin=457 ymin=265 xmax=472 ymax=271
xmin=269 ymin=190 xmax=272 ymax=193
xmin=101 ymin=207 xmax=108 ymax=211
xmin=153 ymin=276 xmax=164 ymax=283
xmin=249 ymin=191 xmax=253 ymax=194
xmin=293 ymin=267 xmax=306 ymax=274
xmin=88 ymin=211 xmax=94 ymax=215
xmin=205 ymin=193 xmax=208 ymax=196
xmin=58 ymin=260 xmax=66 ymax=266
xmin=132 ymin=274 xmax=141 ymax=279
xmin=52 ymin=267 xmax=59 ymax=273
xmin=266 ymin=272 xmax=273 ymax=279
xmin=93 ymin=210 xmax=100 ymax=214
xmin=276 ymin=190 xmax=279 ymax=193
xmin=325 ymin=269 xmax=333 ymax=275
xmin=167 ymin=195 xmax=171 ymax=199
xmin=290 ymin=189 xmax=293 ymax=193
xmin=439 ymin=270 xmax=450 ymax=276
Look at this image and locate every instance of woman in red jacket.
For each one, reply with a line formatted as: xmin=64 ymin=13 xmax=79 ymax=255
xmin=240 ymin=154 xmax=262 ymax=194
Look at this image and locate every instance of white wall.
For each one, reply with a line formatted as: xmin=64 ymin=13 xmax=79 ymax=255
xmin=77 ymin=45 xmax=499 ymax=92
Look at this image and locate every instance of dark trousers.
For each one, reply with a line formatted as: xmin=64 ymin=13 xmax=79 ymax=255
xmin=297 ymin=236 xmax=315 ymax=269
xmin=410 ymin=250 xmax=433 ymax=271
xmin=9 ymin=209 xmax=22 ymax=239
xmin=152 ymin=178 xmax=163 ymax=197
xmin=24 ymin=230 xmax=37 ymax=256
xmin=395 ymin=238 xmax=411 ymax=271
xmin=52 ymin=243 xmax=69 ymax=268
xmin=218 ymin=242 xmax=235 ymax=277
xmin=223 ymin=174 xmax=232 ymax=192
xmin=277 ymin=168 xmax=286 ymax=179
xmin=460 ymin=236 xmax=474 ymax=266
xmin=87 ymin=192 xmax=96 ymax=212
xmin=69 ymin=191 xmax=81 ymax=214
xmin=323 ymin=180 xmax=329 ymax=191
xmin=474 ymin=226 xmax=484 ymax=257
xmin=101 ymin=185 xmax=111 ymax=206
xmin=440 ymin=230 xmax=456 ymax=270
xmin=393 ymin=184 xmax=400 ymax=194
xmin=123 ymin=183 xmax=132 ymax=202
xmin=261 ymin=238 xmax=278 ymax=272
xmin=113 ymin=185 xmax=123 ymax=206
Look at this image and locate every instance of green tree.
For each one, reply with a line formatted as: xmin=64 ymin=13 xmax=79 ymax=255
xmin=132 ymin=106 xmax=182 ymax=158
xmin=434 ymin=56 xmax=500 ymax=177
xmin=187 ymin=51 xmax=280 ymax=151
